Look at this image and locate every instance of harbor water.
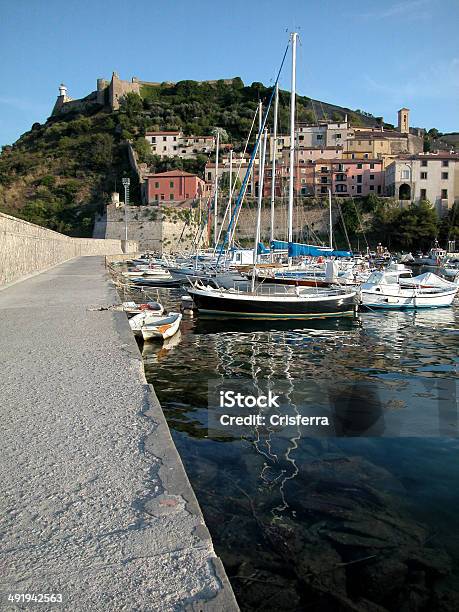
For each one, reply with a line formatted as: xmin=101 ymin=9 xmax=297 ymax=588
xmin=138 ymin=285 xmax=459 ymax=611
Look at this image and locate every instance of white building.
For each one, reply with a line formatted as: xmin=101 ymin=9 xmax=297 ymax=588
xmin=385 ymin=153 xmax=459 ymax=215
xmin=145 ymin=131 xmax=215 ymax=159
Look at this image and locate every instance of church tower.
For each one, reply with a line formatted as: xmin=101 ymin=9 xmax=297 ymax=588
xmin=397 ymin=108 xmax=410 ymax=134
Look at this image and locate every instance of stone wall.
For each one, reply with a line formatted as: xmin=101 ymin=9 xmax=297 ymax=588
xmin=97 ymin=204 xmax=204 ymax=254
xmin=0 ymin=212 xmax=138 ymax=286
xmin=96 ymin=201 xmax=336 ymax=253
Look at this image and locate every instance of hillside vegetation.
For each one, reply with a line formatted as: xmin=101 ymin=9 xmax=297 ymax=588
xmin=0 ymin=78 xmax=377 ymax=236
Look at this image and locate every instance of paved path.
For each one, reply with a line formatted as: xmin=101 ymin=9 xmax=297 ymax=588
xmin=0 ymin=257 xmax=238 ymax=611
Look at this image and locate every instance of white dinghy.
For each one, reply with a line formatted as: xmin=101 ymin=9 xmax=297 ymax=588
xmin=129 ymin=309 xmax=167 ymax=337
xmin=120 ymin=301 xmax=164 ymax=316
xmin=141 ymin=312 xmax=182 ymax=341
xmin=360 ymin=271 xmax=457 ymax=309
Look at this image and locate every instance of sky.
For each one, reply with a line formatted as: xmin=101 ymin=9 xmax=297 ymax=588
xmin=0 ymin=0 xmax=458 ymax=146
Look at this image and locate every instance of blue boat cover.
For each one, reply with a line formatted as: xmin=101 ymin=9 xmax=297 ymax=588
xmin=257 ymin=242 xmax=270 ymax=254
xmin=271 ymin=241 xmax=352 ymax=258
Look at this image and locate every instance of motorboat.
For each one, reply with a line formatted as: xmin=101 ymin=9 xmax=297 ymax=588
xmin=360 ymin=271 xmax=457 ymax=309
xmin=141 ymin=312 xmax=183 ymax=341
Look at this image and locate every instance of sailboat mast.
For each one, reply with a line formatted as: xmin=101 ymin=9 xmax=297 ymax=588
xmin=252 ymin=129 xmax=268 ymax=291
xmin=214 ymin=130 xmax=220 ymax=248
xmin=270 ymin=82 xmax=279 ymax=261
xmin=287 ymin=32 xmax=298 ymax=252
xmin=328 ymin=188 xmax=333 ymax=249
xmin=228 ymin=148 xmax=233 ymax=243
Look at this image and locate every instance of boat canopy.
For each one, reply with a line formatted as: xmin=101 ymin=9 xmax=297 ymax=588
xmin=271 ymin=241 xmax=352 ymax=258
xmin=257 ymin=242 xmax=270 ymax=254
xmin=404 ymin=272 xmax=457 ymax=288
xmin=365 ymin=271 xmax=399 ymax=285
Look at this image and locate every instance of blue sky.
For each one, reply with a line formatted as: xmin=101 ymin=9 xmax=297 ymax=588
xmin=0 ymin=0 xmax=458 ymax=146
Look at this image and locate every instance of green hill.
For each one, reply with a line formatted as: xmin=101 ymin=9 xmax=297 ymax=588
xmin=0 ymin=78 xmax=385 ymax=236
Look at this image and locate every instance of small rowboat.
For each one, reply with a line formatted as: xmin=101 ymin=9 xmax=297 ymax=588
xmin=141 ymin=312 xmax=182 ymax=341
xmin=129 ymin=309 xmax=167 ymax=337
xmin=121 ymin=301 xmax=164 ymax=316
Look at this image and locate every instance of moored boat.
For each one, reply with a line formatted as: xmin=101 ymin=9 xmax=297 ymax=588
xmin=360 ymin=271 xmax=457 ymax=309
xmin=141 ymin=312 xmax=183 ymax=341
xmin=188 ymin=282 xmax=357 ymax=319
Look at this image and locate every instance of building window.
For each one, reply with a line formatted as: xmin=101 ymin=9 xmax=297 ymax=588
xmin=421 ymin=160 xmax=428 ymax=167
xmin=351 ymin=153 xmax=355 ymax=159
xmin=401 ymin=169 xmax=410 ymax=179
xmin=170 ymin=194 xmax=174 ymax=200
xmin=357 ymin=163 xmax=363 ymax=169
xmin=420 ymin=172 xmax=427 ymax=179
xmin=442 ymin=189 xmax=448 ymax=199
xmin=370 ymin=185 xmax=374 ymax=191
xmin=336 ymin=184 xmax=347 ymax=193
xmin=442 ymin=160 xmax=449 ymax=167
xmin=155 ymin=182 xmax=159 ymax=188
xmin=161 ymin=194 xmax=165 ymax=200
xmin=207 ymin=172 xmax=212 ymax=181
xmin=316 ymin=135 xmax=323 ymax=140
xmin=335 ymin=133 xmax=341 ymax=139
xmin=155 ymin=194 xmax=159 ymax=201
xmin=321 ymin=166 xmax=328 ymax=172
xmin=357 ymin=185 xmax=362 ymax=194
xmin=420 ymin=189 xmax=427 ymax=199
xmin=169 ymin=181 xmax=174 ymax=188
xmin=320 ymin=186 xmax=327 ymax=193
xmin=370 ymin=174 xmax=375 ymax=180
xmin=152 ymin=137 xmax=156 ymax=143
xmin=299 ymin=135 xmax=304 ymax=141
xmin=357 ymin=175 xmax=362 ymax=183
xmin=163 ymin=146 xmax=167 ymax=151
xmin=377 ymin=185 xmax=381 ymax=194
xmin=321 ymin=177 xmax=328 ymax=184
xmin=163 ymin=136 xmax=167 ymax=141
xmin=173 ymin=137 xmax=177 ymax=141
xmin=370 ymin=163 xmax=375 ymax=169
xmin=442 ymin=172 xmax=448 ymax=179
xmin=364 ymin=153 xmax=369 ymax=159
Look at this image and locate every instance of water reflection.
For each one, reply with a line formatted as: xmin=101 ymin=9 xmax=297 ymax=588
xmin=139 ymin=287 xmax=459 ymax=611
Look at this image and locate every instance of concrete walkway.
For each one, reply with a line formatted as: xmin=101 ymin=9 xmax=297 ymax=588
xmin=0 ymin=257 xmax=238 ymax=611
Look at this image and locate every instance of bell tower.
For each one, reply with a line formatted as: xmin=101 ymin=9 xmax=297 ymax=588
xmin=398 ymin=108 xmax=410 ymax=134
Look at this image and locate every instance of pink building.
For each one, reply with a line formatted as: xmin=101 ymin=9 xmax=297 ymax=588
xmin=313 ymin=158 xmax=384 ymax=197
xmin=146 ymin=170 xmax=208 ymax=203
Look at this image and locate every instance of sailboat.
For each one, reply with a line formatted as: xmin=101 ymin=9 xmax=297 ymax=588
xmin=188 ymin=33 xmax=358 ymax=320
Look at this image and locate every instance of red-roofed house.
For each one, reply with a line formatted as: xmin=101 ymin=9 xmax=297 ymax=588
xmin=146 ymin=170 xmax=208 ymax=203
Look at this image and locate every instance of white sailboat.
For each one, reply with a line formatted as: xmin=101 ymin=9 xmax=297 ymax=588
xmin=188 ymin=33 xmax=357 ymax=320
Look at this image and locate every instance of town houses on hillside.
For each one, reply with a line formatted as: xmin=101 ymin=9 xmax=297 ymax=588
xmin=139 ymin=107 xmax=458 ymax=215
xmin=145 ymin=131 xmax=215 ymax=159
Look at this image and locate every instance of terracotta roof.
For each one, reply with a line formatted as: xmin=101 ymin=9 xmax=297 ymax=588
xmin=146 ymin=170 xmax=200 ymax=178
xmin=145 ymin=131 xmax=181 ymax=136
xmin=313 ymin=158 xmax=383 ymax=165
xmin=351 ymin=131 xmax=407 ymax=140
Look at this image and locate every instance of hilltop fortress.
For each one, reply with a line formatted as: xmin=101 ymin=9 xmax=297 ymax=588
xmin=52 ymin=72 xmax=237 ymax=116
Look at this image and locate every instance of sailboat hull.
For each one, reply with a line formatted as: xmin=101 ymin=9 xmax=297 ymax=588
xmin=188 ymin=288 xmax=357 ymax=319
